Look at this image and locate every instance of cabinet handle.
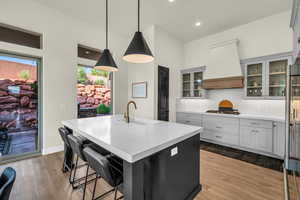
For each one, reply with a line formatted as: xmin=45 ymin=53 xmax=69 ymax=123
xmin=215 ymin=136 xmax=222 ymax=139
xmin=251 ymin=122 xmax=259 ymax=125
xmin=216 ymin=126 xmax=222 ymax=129
xmin=185 ymin=120 xmax=191 ymax=123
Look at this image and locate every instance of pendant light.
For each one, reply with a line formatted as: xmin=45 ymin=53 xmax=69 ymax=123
xmin=95 ymin=0 xmax=118 ymax=72
xmin=123 ymin=0 xmax=154 ymax=63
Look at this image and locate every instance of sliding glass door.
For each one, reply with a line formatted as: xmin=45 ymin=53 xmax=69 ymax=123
xmin=0 ymin=52 xmax=41 ymax=161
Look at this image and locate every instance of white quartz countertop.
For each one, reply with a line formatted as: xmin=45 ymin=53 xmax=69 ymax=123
xmin=177 ymin=111 xmax=285 ymax=122
xmin=62 ymin=115 xmax=203 ymax=163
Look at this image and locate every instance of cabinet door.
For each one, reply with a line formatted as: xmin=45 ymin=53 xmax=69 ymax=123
xmin=240 ymin=126 xmax=273 ymax=153
xmin=267 ymin=58 xmax=288 ymax=97
xmin=246 ymin=62 xmax=264 ymax=97
xmin=193 ymin=72 xmax=203 ymax=97
xmin=255 ymin=128 xmax=273 ymax=153
xmin=273 ymin=122 xmax=285 ymax=158
xmin=182 ymin=73 xmax=191 ymax=97
xmin=240 ymin=126 xmax=256 ymax=149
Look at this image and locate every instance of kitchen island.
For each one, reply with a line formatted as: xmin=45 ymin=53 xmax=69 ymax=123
xmin=62 ymin=115 xmax=203 ymax=200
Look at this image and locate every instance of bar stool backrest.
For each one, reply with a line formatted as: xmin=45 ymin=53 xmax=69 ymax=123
xmin=0 ymin=167 xmax=16 ymax=200
xmin=83 ymin=147 xmax=117 ymax=187
xmin=67 ymin=134 xmax=86 ymax=161
xmin=58 ymin=127 xmax=71 ymax=147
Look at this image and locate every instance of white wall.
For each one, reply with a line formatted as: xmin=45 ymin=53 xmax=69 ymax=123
xmin=154 ymin=27 xmax=184 ymax=121
xmin=178 ymin=11 xmax=293 ymax=117
xmin=127 ymin=26 xmax=156 ymax=119
xmin=127 ymin=26 xmax=184 ymax=121
xmin=184 ymin=11 xmax=293 ymax=67
xmin=0 ymin=0 xmax=128 ymax=153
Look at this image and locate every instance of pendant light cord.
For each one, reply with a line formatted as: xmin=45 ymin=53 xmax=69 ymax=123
xmin=138 ymin=0 xmax=140 ymax=32
xmin=106 ymin=0 xmax=108 ymax=49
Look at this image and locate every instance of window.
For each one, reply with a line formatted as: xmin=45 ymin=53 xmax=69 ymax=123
xmin=77 ymin=65 xmax=112 ymax=118
xmin=0 ymin=24 xmax=42 ymax=49
xmin=181 ymin=67 xmax=205 ymax=98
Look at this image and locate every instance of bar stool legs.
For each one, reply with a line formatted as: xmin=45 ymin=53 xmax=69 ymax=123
xmin=69 ymin=155 xmax=97 ymax=189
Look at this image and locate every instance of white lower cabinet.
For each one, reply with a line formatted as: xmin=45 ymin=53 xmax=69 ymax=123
xmin=176 ymin=112 xmax=285 ymax=158
xmin=202 ymin=116 xmax=239 ymax=146
xmin=240 ymin=126 xmax=273 ymax=153
xmin=273 ymin=122 xmax=285 ymax=158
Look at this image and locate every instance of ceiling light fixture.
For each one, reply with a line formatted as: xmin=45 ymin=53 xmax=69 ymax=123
xmin=123 ymin=0 xmax=154 ymax=64
xmin=168 ymin=0 xmax=175 ymax=2
xmin=195 ymin=22 xmax=202 ymax=27
xmin=95 ymin=0 xmax=118 ymax=72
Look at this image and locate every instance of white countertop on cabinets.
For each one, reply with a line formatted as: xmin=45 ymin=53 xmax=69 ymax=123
xmin=177 ymin=111 xmax=285 ymax=122
xmin=62 ymin=115 xmax=203 ymax=163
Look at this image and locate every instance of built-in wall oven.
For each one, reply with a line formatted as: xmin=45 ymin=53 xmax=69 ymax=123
xmin=285 ymin=61 xmax=300 ymax=200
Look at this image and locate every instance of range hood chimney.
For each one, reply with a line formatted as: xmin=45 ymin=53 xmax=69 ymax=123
xmin=203 ymin=39 xmax=244 ymax=89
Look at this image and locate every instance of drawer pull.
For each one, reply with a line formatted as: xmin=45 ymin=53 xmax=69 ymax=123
xmin=215 ymin=136 xmax=222 ymax=139
xmin=216 ymin=126 xmax=222 ymax=129
xmin=185 ymin=120 xmax=191 ymax=123
xmin=251 ymin=122 xmax=259 ymax=125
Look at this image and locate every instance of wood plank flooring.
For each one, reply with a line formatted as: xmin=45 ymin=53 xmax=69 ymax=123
xmin=0 ymin=150 xmax=284 ymax=200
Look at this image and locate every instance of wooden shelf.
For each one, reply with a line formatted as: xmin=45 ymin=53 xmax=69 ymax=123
xmin=247 ymin=74 xmax=262 ymax=77
xmin=269 ymin=85 xmax=285 ymax=88
xmin=247 ymin=86 xmax=262 ymax=89
xmin=269 ymin=72 xmax=286 ymax=75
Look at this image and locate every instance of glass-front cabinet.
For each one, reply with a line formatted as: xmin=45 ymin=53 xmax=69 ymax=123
xmin=181 ymin=67 xmax=205 ymax=98
xmin=182 ymin=73 xmax=191 ymax=97
xmin=193 ymin=72 xmax=203 ymax=97
xmin=268 ymin=59 xmax=288 ymax=97
xmin=245 ymin=56 xmax=291 ymax=98
xmin=246 ymin=63 xmax=263 ymax=97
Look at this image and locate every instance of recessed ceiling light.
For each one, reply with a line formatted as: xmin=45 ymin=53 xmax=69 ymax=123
xmin=168 ymin=0 xmax=175 ymax=2
xmin=195 ymin=22 xmax=202 ymax=27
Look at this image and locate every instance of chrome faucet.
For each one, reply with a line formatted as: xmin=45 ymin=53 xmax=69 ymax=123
xmin=124 ymin=101 xmax=137 ymax=123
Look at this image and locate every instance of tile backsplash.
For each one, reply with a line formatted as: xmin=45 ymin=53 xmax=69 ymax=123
xmin=176 ymin=89 xmax=285 ymax=117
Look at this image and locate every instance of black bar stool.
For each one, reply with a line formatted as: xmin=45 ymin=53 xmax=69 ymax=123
xmin=0 ymin=167 xmax=16 ymax=200
xmin=58 ymin=127 xmax=73 ymax=173
xmin=83 ymin=146 xmax=124 ymax=200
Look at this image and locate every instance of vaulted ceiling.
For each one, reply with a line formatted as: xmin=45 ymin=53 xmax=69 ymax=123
xmin=33 ymin=0 xmax=292 ymax=41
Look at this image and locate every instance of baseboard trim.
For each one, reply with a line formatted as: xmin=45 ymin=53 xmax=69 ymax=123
xmin=42 ymin=145 xmax=64 ymax=155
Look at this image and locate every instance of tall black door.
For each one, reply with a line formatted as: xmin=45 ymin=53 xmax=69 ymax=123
xmin=158 ymin=66 xmax=169 ymax=121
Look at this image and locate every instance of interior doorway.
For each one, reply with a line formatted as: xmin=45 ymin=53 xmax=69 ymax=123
xmin=158 ymin=65 xmax=169 ymax=121
xmin=0 ymin=52 xmax=41 ymax=161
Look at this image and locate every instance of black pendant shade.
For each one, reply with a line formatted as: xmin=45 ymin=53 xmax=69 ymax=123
xmin=94 ymin=0 xmax=118 ymax=72
xmin=123 ymin=31 xmax=154 ymax=63
xmin=95 ymin=49 xmax=118 ymax=72
xmin=123 ymin=0 xmax=154 ymax=63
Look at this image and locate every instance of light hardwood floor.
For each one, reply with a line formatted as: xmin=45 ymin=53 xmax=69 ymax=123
xmin=0 ymin=150 xmax=284 ymax=200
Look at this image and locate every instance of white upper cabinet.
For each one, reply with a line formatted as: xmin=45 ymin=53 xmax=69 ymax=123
xmin=243 ymin=53 xmax=292 ymax=99
xmin=181 ymin=67 xmax=206 ymax=98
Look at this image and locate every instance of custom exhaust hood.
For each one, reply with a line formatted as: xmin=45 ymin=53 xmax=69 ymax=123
xmin=202 ymin=39 xmax=244 ymax=89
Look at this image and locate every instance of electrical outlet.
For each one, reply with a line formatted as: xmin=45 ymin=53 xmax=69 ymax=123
xmin=171 ymin=147 xmax=178 ymax=157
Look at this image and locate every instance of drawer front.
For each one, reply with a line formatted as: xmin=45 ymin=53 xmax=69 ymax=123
xmin=240 ymin=119 xmax=273 ymax=129
xmin=201 ymin=129 xmax=239 ymax=145
xmin=203 ymin=116 xmax=239 ymax=134
xmin=176 ymin=113 xmax=202 ymax=126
